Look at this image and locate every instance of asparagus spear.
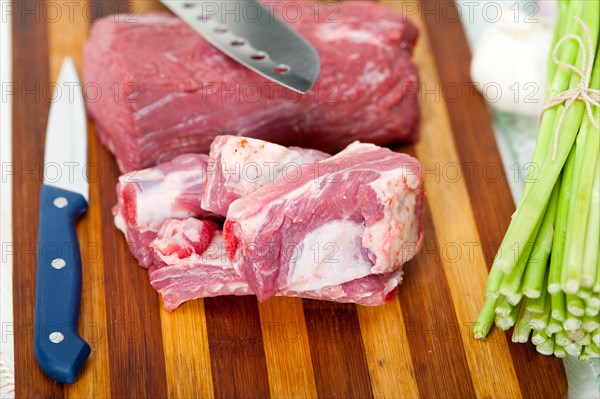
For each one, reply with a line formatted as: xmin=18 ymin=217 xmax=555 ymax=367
xmin=549 ymin=147 xmax=577 ymax=294
xmin=583 ymin=313 xmax=600 ymax=332
xmin=473 ymin=296 xmax=497 ymax=340
xmin=551 ymin=291 xmax=567 ymax=321
xmin=536 ymin=335 xmax=555 ymax=355
xmin=567 ymin=294 xmax=586 ymax=317
xmin=523 ymin=182 xmax=560 ymax=298
xmin=562 ymin=117 xmax=600 ymax=293
xmin=512 ymin=305 xmax=533 ymax=343
xmin=493 ymin=0 xmax=600 ymax=273
xmin=556 ymin=330 xmax=572 ymax=346
xmin=554 ymin=344 xmax=567 ymax=358
xmin=565 ymin=342 xmax=583 ymax=357
xmin=547 ymin=316 xmax=564 ymax=334
xmin=529 ymin=294 xmax=552 ymax=330
xmin=582 ymin=158 xmax=599 ymax=288
xmin=564 ymin=308 xmax=583 ymax=331
xmin=532 ymin=330 xmax=549 ymax=345
xmin=495 ymin=296 xmax=513 ymax=318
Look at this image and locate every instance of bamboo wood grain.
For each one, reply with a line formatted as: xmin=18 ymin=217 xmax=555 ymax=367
xmin=122 ymin=2 xmax=217 ymax=398
xmin=302 ymin=300 xmax=373 ymax=398
xmin=203 ymin=296 xmax=271 ymax=399
xmin=11 ymin=0 xmax=568 ymax=397
xmin=356 ymin=298 xmax=420 ymax=399
xmin=67 ymin=125 xmax=113 ymax=399
xmin=11 ymin=1 xmax=63 ymax=397
xmin=47 ymin=2 xmax=113 ymax=397
xmin=391 ymin=1 xmax=524 ymax=397
xmin=98 ymin=122 xmax=170 ymax=395
xmin=132 ymin=0 xmax=165 ymax=13
xmin=159 ymin=300 xmax=215 ymax=399
xmin=395 ymin=207 xmax=477 ymax=398
xmin=421 ymin=0 xmax=568 ymax=396
xmin=88 ymin=2 xmax=170 ymax=398
xmin=96 ymin=127 xmax=169 ymax=399
xmin=258 ymin=298 xmax=318 ymax=399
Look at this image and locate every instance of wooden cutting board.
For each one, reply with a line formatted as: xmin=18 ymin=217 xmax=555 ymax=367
xmin=11 ymin=0 xmax=568 ymax=397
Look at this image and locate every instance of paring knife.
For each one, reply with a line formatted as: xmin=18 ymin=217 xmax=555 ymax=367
xmin=160 ymin=0 xmax=320 ymax=94
xmin=34 ymin=58 xmax=90 ymax=384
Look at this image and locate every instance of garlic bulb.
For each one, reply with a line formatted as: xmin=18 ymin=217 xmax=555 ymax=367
xmin=471 ymin=9 xmax=554 ymax=116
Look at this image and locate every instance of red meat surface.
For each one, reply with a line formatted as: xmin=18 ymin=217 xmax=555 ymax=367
xmin=84 ymin=1 xmax=419 ymax=172
xmin=113 ymin=153 xmax=220 ymax=268
xmin=114 ymin=141 xmax=424 ymax=310
xmin=225 ymin=142 xmax=424 ymax=301
xmin=202 ymin=135 xmax=329 ymax=216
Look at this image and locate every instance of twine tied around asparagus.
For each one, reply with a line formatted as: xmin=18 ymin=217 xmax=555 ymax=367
xmin=542 ymin=16 xmax=600 ymax=161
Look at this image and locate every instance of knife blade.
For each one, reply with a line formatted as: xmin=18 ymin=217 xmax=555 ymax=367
xmin=160 ymin=0 xmax=320 ymax=94
xmin=34 ymin=58 xmax=90 ymax=384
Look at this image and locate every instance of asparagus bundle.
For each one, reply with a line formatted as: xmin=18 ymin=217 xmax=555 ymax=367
xmin=474 ymin=0 xmax=600 ymax=361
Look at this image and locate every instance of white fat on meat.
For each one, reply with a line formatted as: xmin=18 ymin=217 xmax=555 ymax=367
xmin=152 ymin=232 xmax=233 ymax=272
xmin=225 ymin=141 xmax=425 ymax=302
xmin=219 ymin=138 xmax=297 ymax=194
xmin=285 ymin=220 xmax=373 ymax=292
xmin=122 ymin=166 xmax=202 ymax=227
xmin=112 ymin=153 xmax=217 ymax=269
xmin=363 ymin=167 xmax=422 ymax=273
xmin=202 ymin=135 xmax=329 ymax=216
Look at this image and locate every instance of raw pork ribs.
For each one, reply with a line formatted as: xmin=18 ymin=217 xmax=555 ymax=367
xmin=202 ymin=136 xmax=329 ymax=216
xmin=85 ymin=1 xmax=419 ymax=171
xmin=149 ymin=225 xmax=252 ymax=311
xmin=114 ymin=137 xmax=424 ymax=310
xmin=225 ymin=142 xmax=424 ymax=302
xmin=113 ymin=153 xmax=218 ymax=268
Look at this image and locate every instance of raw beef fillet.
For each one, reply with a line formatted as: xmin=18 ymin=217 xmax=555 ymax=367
xmin=202 ymin=135 xmax=329 ymax=216
xmin=149 ymin=224 xmax=252 ymax=311
xmin=113 ymin=153 xmax=219 ymax=268
xmin=225 ymin=142 xmax=425 ymax=302
xmin=84 ymin=1 xmax=420 ymax=172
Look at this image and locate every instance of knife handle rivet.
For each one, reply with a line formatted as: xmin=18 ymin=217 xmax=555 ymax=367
xmin=53 ymin=197 xmax=69 ymax=208
xmin=231 ymin=39 xmax=246 ymax=47
xmin=49 ymin=331 xmax=64 ymax=344
xmin=214 ymin=26 xmax=228 ymax=34
xmin=51 ymin=258 xmax=66 ymax=270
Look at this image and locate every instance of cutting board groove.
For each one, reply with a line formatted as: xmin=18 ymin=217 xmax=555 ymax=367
xmin=11 ymin=0 xmax=568 ymax=398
